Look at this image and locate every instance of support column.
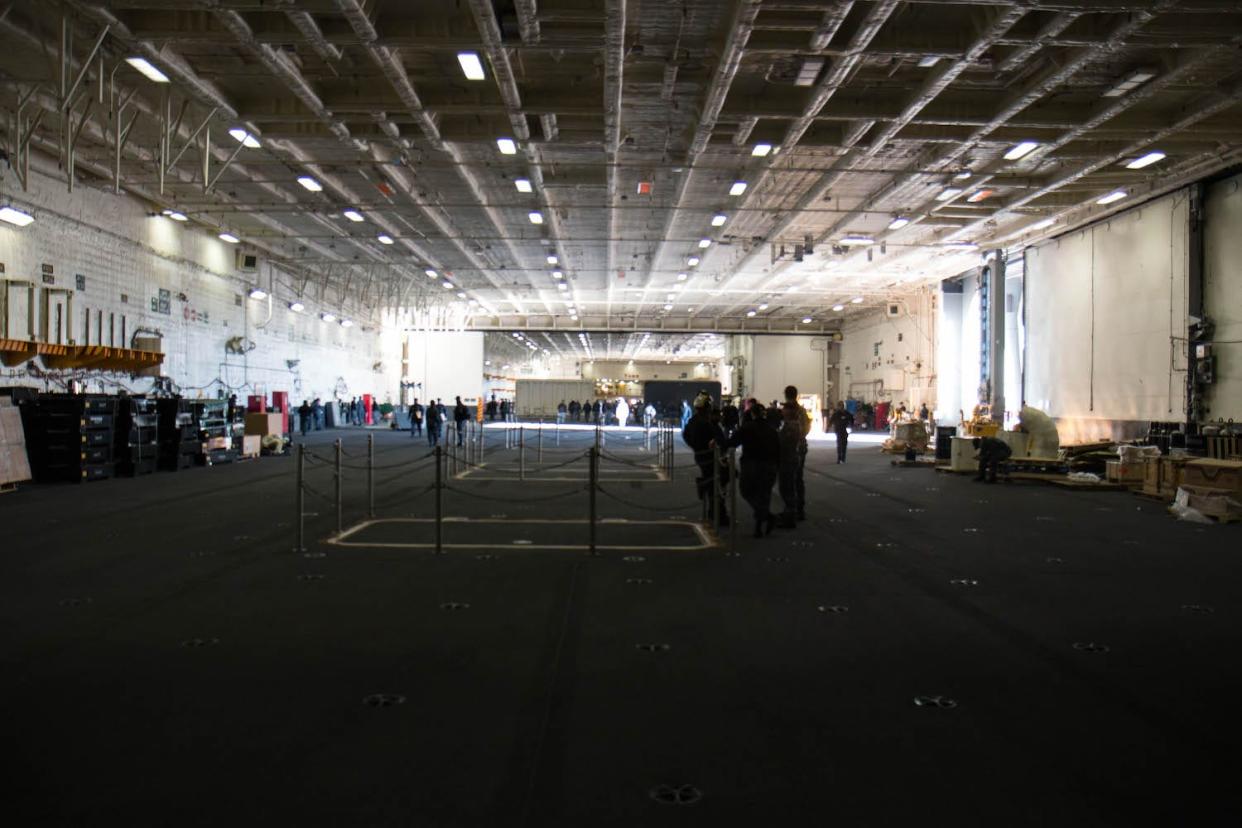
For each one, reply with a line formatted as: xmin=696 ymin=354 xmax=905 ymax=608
xmin=988 ymin=250 xmax=1006 ymax=423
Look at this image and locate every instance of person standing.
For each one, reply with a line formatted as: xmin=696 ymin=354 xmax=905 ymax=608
xmin=297 ymin=400 xmax=311 ymax=437
xmin=721 ymin=397 xmax=740 ymax=436
xmin=557 ymin=400 xmax=567 ymax=424
xmin=486 ymin=394 xmax=498 ymax=422
xmin=454 ymin=396 xmax=469 ymax=446
xmin=409 ymin=398 xmax=424 ymax=438
xmin=680 ymin=399 xmax=692 ymax=429
xmin=615 ymin=397 xmax=630 ymax=428
xmin=569 ymin=399 xmax=580 ymax=422
xmin=426 ymin=397 xmax=442 ymax=447
xmin=721 ymin=401 xmax=780 ymax=537
xmin=311 ymin=398 xmax=324 ymax=431
xmin=783 ymin=386 xmax=811 ymax=521
xmin=594 ymin=399 xmax=604 ymax=424
xmin=682 ymin=394 xmax=729 ymax=526
xmin=829 ymin=402 xmax=854 ymax=464
xmin=643 ymin=402 xmax=656 ymax=429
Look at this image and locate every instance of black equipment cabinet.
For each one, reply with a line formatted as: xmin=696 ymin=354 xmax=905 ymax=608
xmin=156 ymin=397 xmax=198 ymax=471
xmin=193 ymin=399 xmax=236 ymax=466
xmin=115 ymin=397 xmax=159 ymax=476
xmin=20 ymin=393 xmax=116 ymax=483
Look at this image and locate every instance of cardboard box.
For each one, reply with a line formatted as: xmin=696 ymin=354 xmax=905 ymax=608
xmin=241 ymin=435 xmax=261 ymax=458
xmin=1182 ymin=459 xmax=1242 ymax=496
xmin=1106 ymin=460 xmax=1144 ymax=484
xmin=1175 ymin=485 xmax=1242 ymax=522
xmin=245 ymin=412 xmax=284 ymax=436
xmin=0 ymin=399 xmax=31 ymax=485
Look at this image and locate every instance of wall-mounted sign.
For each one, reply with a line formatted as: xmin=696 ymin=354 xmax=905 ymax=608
xmin=120 ymin=293 xmax=128 ymax=304
xmin=41 ymin=273 xmax=54 ymax=285
xmin=151 ymin=288 xmax=171 ymax=315
xmin=41 ymin=263 xmax=53 ymax=274
xmin=75 ymin=274 xmax=86 ymax=291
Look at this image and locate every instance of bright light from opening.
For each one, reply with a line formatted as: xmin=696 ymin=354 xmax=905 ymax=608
xmin=125 ymin=56 xmax=169 ymax=83
xmin=547 ymin=254 xmax=558 ymax=265
xmin=1003 ymin=141 xmax=1039 ymax=161
xmin=342 ymin=210 xmax=364 ymax=223
xmin=698 ymin=238 xmax=712 ymax=249
xmin=228 ymin=128 xmax=260 ymax=148
xmin=1126 ymin=151 xmax=1166 ymax=170
xmin=377 ymin=234 xmax=394 ymax=245
xmin=297 ymin=176 xmax=322 ymax=192
xmin=218 ymin=232 xmax=240 ymax=244
xmin=248 ymin=288 xmax=267 ymax=300
xmin=1 ymin=206 xmax=36 ymax=227
xmin=515 ymin=178 xmax=533 ymax=193
xmin=729 ymin=181 xmax=748 ymax=196
xmin=752 ymin=143 xmax=773 ymax=157
xmin=888 ymin=217 xmax=910 ymax=230
xmin=935 ymin=188 xmax=963 ymax=201
xmin=687 ymin=257 xmax=700 ymax=267
xmin=711 ymin=213 xmax=727 ymax=227
xmin=528 ymin=211 xmax=544 ymax=224
xmin=1097 ymin=190 xmax=1127 ymax=205
xmin=497 ymin=137 xmax=518 ymax=155
xmin=289 ymin=301 xmax=305 ymax=313
xmin=457 ymin=52 xmax=486 ymax=81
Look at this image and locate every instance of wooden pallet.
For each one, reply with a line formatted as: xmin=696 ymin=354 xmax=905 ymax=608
xmin=0 ymin=481 xmax=18 ymax=495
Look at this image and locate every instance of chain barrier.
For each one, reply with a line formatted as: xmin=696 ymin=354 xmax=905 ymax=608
xmin=598 ymin=450 xmax=663 ymax=470
xmin=442 ymin=483 xmax=589 ymax=503
xmin=593 ymin=484 xmax=703 ymax=513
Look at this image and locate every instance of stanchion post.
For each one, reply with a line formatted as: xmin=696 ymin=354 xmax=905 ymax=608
xmin=295 ymin=443 xmax=306 ymax=552
xmin=538 ymin=424 xmax=543 ymax=464
xmin=519 ymin=426 xmax=526 ymax=480
xmin=729 ymin=448 xmax=738 ymax=552
xmin=367 ymin=433 xmax=375 ymax=518
xmin=334 ymin=438 xmax=343 ymax=535
xmin=588 ymin=446 xmax=598 ymax=556
xmin=434 ymin=446 xmax=443 ymax=555
xmin=479 ymin=420 xmax=485 ymax=463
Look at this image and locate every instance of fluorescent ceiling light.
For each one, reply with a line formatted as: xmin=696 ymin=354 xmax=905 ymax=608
xmin=917 ymin=55 xmax=940 ymax=68
xmin=547 ymin=254 xmax=558 ymax=265
xmin=248 ymin=288 xmax=267 ymax=300
xmin=966 ymin=189 xmax=994 ymax=203
xmin=320 ymin=312 xmax=336 ymax=323
xmin=340 ymin=319 xmax=353 ymax=328
xmin=1030 ymin=218 xmax=1056 ymax=230
xmin=1096 ymin=190 xmax=1127 ymax=205
xmin=676 ymin=272 xmax=688 ymax=281
xmin=289 ymin=301 xmax=305 ymax=313
xmin=746 ymin=310 xmax=756 ymax=317
xmin=663 ymin=304 xmax=673 ymax=311
xmin=228 ymin=128 xmax=260 ymax=148
xmin=218 ymin=232 xmax=240 ymax=244
xmin=342 ymin=209 xmax=364 ymax=222
xmin=125 ymin=56 xmax=169 ymax=83
xmin=457 ymin=292 xmax=467 ymax=299
xmin=297 ymin=176 xmax=322 ymax=192
xmin=0 ymin=206 xmax=34 ymax=227
xmin=832 ymin=304 xmax=845 ymax=312
xmin=840 ymin=235 xmax=874 ymax=246
xmin=497 ymin=137 xmax=518 ymax=155
xmin=888 ymin=217 xmax=910 ymax=230
xmin=515 ymin=178 xmax=533 ymax=193
xmin=801 ymin=317 xmax=813 ymax=324
xmin=752 ymin=143 xmax=773 ymax=157
xmin=1103 ymin=69 xmax=1157 ymax=98
xmin=457 ymin=52 xmax=486 ymax=80
xmin=162 ymin=210 xmax=187 ymax=222
xmin=935 ymin=188 xmax=963 ymax=202
xmin=729 ymin=181 xmax=748 ymax=196
xmin=698 ymin=238 xmax=712 ymax=249
xmin=557 ymin=283 xmax=568 ymax=291
xmin=711 ymin=213 xmax=727 ymax=227
xmin=1126 ymin=151 xmax=1166 ymax=170
xmin=1003 ymin=141 xmax=1039 ymax=161
xmin=954 ymin=170 xmax=972 ymax=180
xmin=687 ymin=256 xmax=700 ymax=267
xmin=528 ymin=211 xmax=544 ymax=224
xmin=942 ymin=242 xmax=979 ymax=251
xmin=442 ymin=281 xmax=454 ymax=289
xmin=758 ymin=303 xmax=768 ymax=310
xmin=851 ymin=296 xmax=863 ymax=304
xmin=570 ymin=315 xmax=578 ymax=321
xmin=425 ymin=269 xmax=438 ymax=278
xmin=552 ymin=270 xmax=563 ymax=279
xmin=377 ymin=234 xmax=394 ymax=244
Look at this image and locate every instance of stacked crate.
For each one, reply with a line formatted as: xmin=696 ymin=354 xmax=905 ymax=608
xmin=21 ymin=394 xmax=115 ymax=482
xmin=193 ymin=399 xmax=236 ymax=466
xmin=157 ymin=397 xmax=198 ymax=471
xmin=115 ymin=397 xmax=159 ymax=476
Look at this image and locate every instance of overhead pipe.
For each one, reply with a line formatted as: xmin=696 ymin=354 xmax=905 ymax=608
xmin=995 ymin=12 xmax=1080 ymax=75
xmin=602 ymin=0 xmax=627 ymax=289
xmin=809 ymin=1 xmax=855 ymax=51
xmin=285 ymin=10 xmax=342 ymax=63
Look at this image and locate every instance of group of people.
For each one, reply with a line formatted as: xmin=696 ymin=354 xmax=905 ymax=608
xmin=295 ymin=396 xmax=381 ymax=437
xmin=409 ymin=396 xmax=472 ymax=447
xmin=682 ymin=386 xmax=813 ymax=539
xmin=340 ymin=397 xmax=374 ymax=426
xmin=484 ymin=396 xmax=515 ymax=422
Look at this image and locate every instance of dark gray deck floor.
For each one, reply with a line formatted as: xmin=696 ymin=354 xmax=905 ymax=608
xmin=4 ymin=426 xmax=1240 ymax=826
